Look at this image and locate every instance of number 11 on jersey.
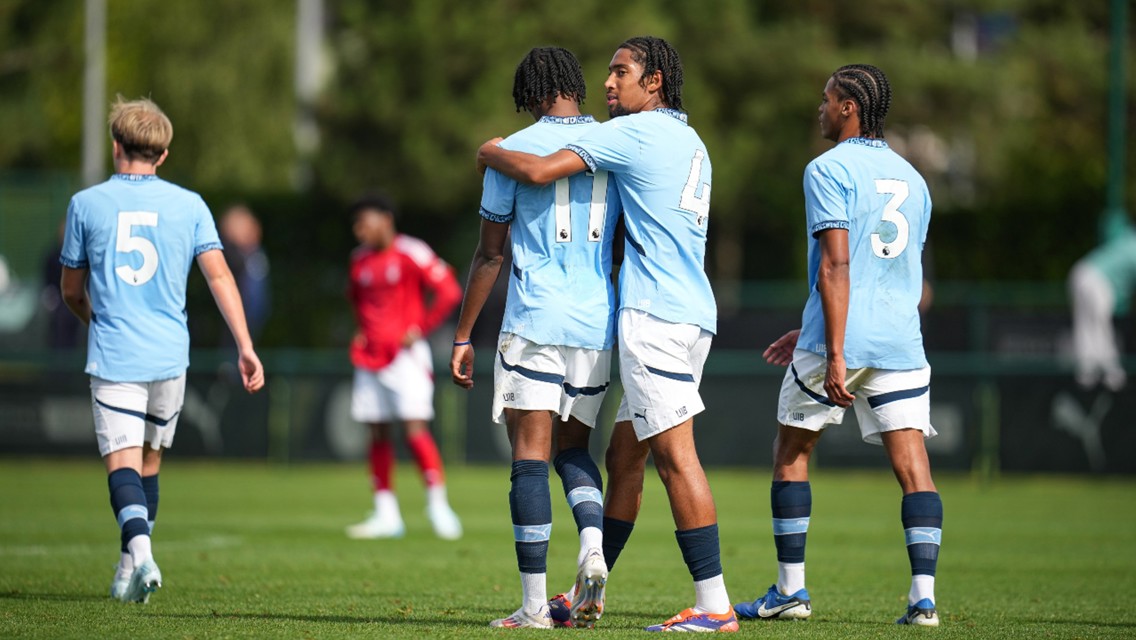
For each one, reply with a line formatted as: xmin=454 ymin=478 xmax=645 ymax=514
xmin=554 ymin=170 xmax=610 ymax=243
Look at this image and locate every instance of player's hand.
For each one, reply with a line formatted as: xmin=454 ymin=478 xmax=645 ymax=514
xmin=476 ymin=137 xmax=504 ymax=175
xmin=401 ymin=325 xmax=422 ymax=347
xmin=238 ymin=348 xmax=265 ymax=394
xmin=823 ymin=354 xmax=854 ymax=408
xmin=763 ymin=329 xmax=801 ymax=366
xmin=451 ymin=343 xmax=475 ymax=389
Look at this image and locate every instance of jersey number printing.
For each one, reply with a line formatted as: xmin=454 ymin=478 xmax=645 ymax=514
xmin=679 ymin=150 xmax=711 ymax=227
xmin=871 ymin=179 xmax=910 ymax=259
xmin=115 ymin=211 xmax=160 ymax=286
xmin=554 ymin=170 xmax=610 ymax=243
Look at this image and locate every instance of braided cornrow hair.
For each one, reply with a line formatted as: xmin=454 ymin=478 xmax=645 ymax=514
xmin=512 ymin=47 xmax=587 ymax=113
xmin=831 ymin=64 xmax=892 ymax=138
xmin=619 ymin=36 xmax=684 ymax=111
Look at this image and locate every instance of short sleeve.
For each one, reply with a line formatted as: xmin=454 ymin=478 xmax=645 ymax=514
xmin=479 ymin=168 xmax=516 ymax=223
xmin=59 ymin=197 xmax=88 ymax=269
xmin=566 ymin=118 xmax=640 ymax=174
xmin=803 ymin=160 xmax=850 ymax=237
xmin=193 ymin=197 xmax=223 ymax=255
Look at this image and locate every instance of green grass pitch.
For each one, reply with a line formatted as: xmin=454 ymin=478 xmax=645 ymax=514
xmin=1 ymin=459 xmax=1133 ymax=638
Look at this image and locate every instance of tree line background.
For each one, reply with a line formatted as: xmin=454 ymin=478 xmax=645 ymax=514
xmin=1 ymin=0 xmax=1130 ymax=348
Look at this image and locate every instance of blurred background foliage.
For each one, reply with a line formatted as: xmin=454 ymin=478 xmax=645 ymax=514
xmin=0 ymin=0 xmax=1131 ymax=347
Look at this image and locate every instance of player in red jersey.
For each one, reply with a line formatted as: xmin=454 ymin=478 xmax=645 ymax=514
xmin=344 ymin=193 xmax=464 ymax=540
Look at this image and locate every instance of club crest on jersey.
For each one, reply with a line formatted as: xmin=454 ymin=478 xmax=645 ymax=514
xmin=386 ymin=264 xmax=401 ymax=284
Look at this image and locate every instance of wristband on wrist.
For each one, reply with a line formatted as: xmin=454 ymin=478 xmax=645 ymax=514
xmin=452 ymin=340 xmax=471 ymax=346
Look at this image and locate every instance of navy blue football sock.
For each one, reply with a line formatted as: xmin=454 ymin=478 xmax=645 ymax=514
xmin=142 ymin=474 xmax=159 ymax=534
xmin=108 ymin=468 xmax=149 ymax=550
xmin=553 ymin=448 xmax=604 ymax=534
xmin=771 ymin=481 xmax=811 ymax=563
xmin=675 ymin=523 xmax=724 ymax=582
xmin=602 ymin=516 xmax=634 ymax=571
xmin=510 ymin=459 xmax=551 ymax=574
xmin=902 ymin=491 xmax=942 ymax=577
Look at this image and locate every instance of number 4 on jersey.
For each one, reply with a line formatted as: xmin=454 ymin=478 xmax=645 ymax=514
xmin=680 ymin=150 xmax=711 ymax=227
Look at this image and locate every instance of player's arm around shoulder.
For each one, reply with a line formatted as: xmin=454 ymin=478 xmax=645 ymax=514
xmin=478 ymin=137 xmax=585 ymax=186
xmin=197 ymin=249 xmax=265 ymax=393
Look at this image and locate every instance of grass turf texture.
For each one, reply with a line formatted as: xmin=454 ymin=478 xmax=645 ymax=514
xmin=1 ymin=460 xmax=1133 ymax=638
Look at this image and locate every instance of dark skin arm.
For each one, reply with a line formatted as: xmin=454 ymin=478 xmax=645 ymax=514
xmin=61 ymin=266 xmax=92 ymax=325
xmin=477 ymin=140 xmax=587 ymax=186
xmin=816 ymin=227 xmax=854 ymax=407
xmin=450 ymin=218 xmax=510 ymax=389
xmin=763 ymin=329 xmax=800 ymax=367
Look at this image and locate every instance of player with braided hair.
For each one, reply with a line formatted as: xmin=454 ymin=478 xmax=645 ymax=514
xmin=613 ymin=35 xmax=685 ymax=112
xmin=452 ymin=46 xmax=620 ymax=629
xmin=831 ymin=64 xmax=892 ymax=138
xmin=735 ymin=64 xmax=943 ymax=627
xmin=511 ymin=46 xmax=587 ymax=113
xmin=476 ymin=36 xmax=738 ymax=632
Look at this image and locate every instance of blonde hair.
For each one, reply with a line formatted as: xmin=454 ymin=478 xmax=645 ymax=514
xmin=108 ymin=96 xmax=172 ymax=163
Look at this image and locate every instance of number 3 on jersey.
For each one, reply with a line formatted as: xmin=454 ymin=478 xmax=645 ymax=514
xmin=554 ymin=170 xmax=609 ymax=243
xmin=872 ymin=179 xmax=909 ymax=259
xmin=116 ymin=211 xmax=160 ymax=285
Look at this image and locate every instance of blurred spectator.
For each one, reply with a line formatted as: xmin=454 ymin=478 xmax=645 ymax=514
xmin=41 ymin=220 xmax=82 ymax=348
xmin=219 ymin=205 xmax=271 ymax=345
xmin=1068 ymin=222 xmax=1136 ymax=391
xmin=0 ymin=253 xmax=9 ymax=294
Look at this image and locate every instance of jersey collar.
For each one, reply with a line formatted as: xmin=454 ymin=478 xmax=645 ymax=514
xmin=538 ymin=115 xmax=596 ymax=125
xmin=840 ymin=137 xmax=889 ymax=149
xmin=112 ymin=173 xmax=160 ymax=181
xmin=653 ymin=108 xmax=688 ymax=124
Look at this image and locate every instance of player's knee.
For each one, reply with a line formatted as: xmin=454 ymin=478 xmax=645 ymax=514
xmin=605 ymin=444 xmax=646 ymax=481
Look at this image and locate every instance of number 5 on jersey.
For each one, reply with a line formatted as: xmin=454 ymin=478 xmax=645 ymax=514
xmin=116 ymin=211 xmax=160 ymax=286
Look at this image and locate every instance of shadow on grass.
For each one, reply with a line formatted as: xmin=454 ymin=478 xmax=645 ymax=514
xmin=1025 ymin=620 xmax=1136 ymax=629
xmin=0 ymin=591 xmax=107 ymax=602
xmin=154 ymin=611 xmax=476 ymax=629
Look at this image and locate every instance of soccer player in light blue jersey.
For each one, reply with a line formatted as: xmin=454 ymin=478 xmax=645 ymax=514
xmin=60 ymin=97 xmax=265 ymax=604
xmin=477 ymin=37 xmax=738 ymax=633
xmin=451 ymin=47 xmax=620 ymax=630
xmin=733 ymin=65 xmax=943 ymax=627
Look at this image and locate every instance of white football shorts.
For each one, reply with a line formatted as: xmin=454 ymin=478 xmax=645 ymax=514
xmin=777 ymin=349 xmax=936 ymax=445
xmin=492 ymin=332 xmax=612 ymax=427
xmin=351 ymin=340 xmax=435 ymax=423
xmin=91 ymin=374 xmax=187 ymax=457
xmin=614 ymin=309 xmax=712 ymax=441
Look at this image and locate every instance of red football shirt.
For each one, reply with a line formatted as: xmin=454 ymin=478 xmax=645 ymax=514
xmin=348 ymin=235 xmax=462 ymax=371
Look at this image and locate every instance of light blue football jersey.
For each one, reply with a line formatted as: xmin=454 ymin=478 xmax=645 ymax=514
xmin=480 ymin=115 xmax=622 ymax=349
xmin=60 ymin=174 xmax=222 ymax=382
xmin=567 ymin=109 xmax=716 ymax=334
xmin=797 ymin=138 xmax=931 ymax=370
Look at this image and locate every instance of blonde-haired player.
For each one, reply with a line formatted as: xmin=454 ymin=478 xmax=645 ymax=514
xmin=61 ymin=96 xmax=264 ymax=603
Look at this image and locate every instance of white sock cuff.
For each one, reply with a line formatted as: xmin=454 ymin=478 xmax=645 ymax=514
xmin=693 ymin=574 xmax=731 ymax=615
xmin=578 ymin=527 xmax=602 ymax=560
xmin=909 ymin=574 xmax=936 ymax=604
